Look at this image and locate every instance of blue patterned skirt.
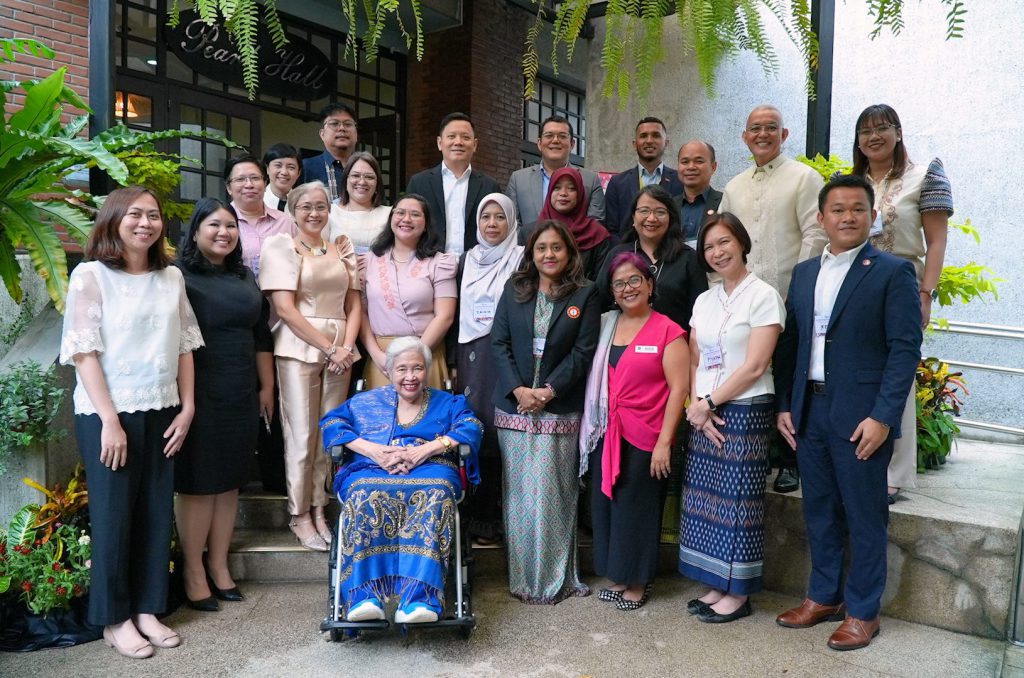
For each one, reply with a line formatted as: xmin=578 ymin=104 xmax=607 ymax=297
xmin=336 ymin=459 xmax=459 ymax=611
xmin=678 ymin=398 xmax=773 ymax=595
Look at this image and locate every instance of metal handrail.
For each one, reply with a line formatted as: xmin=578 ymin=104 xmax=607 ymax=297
xmin=928 ymin=319 xmax=1024 ymax=341
xmin=940 ymin=360 xmax=1024 ymax=378
xmin=955 ymin=418 xmax=1024 ymax=437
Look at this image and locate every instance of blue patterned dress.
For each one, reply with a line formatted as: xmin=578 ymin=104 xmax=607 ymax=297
xmin=678 ymin=399 xmax=774 ymax=594
xmin=320 ymin=387 xmax=483 ymax=611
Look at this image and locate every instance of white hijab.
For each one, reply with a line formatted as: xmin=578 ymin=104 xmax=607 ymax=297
xmin=458 ymin=194 xmax=524 ymax=343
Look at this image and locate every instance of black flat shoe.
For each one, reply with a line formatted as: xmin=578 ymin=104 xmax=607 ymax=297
xmin=697 ymin=599 xmax=751 ymax=624
xmin=616 ymin=584 xmax=651 ymax=611
xmin=773 ymin=468 xmax=799 ymax=493
xmin=186 ymin=596 xmax=220 ymax=612
xmin=598 ymin=588 xmax=624 ymax=602
xmin=686 ymin=598 xmax=712 ymax=615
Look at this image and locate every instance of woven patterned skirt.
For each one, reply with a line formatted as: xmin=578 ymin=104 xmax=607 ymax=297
xmin=678 ymin=398 xmax=773 ymax=595
xmin=496 ymin=408 xmax=590 ymax=604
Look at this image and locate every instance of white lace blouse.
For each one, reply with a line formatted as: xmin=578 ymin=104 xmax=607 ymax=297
xmin=59 ymin=262 xmax=205 ymax=415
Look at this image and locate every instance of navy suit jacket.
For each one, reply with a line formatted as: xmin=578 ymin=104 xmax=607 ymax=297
xmin=603 ymin=164 xmax=684 ymax=238
xmin=405 ymin=164 xmax=501 ymax=252
xmin=773 ymin=242 xmax=922 ymax=440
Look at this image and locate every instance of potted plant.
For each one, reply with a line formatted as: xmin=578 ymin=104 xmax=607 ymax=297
xmin=0 ymin=360 xmax=66 ymax=477
xmin=915 ymin=358 xmax=968 ymax=471
xmin=0 ymin=466 xmax=98 ymax=651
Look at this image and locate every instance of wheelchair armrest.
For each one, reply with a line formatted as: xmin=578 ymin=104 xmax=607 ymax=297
xmin=329 ymin=445 xmax=348 ymax=463
xmin=458 ymin=443 xmax=471 ymax=460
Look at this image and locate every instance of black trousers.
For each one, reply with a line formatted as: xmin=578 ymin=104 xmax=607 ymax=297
xmin=256 ymin=382 xmax=287 ymax=495
xmin=591 ymin=438 xmax=666 ymax=584
xmin=76 ymin=408 xmax=176 ymax=626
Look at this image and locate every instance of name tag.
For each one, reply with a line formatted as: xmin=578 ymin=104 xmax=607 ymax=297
xmin=635 ymin=345 xmax=658 ymax=354
xmin=532 ymin=337 xmax=546 ymax=357
xmin=702 ymin=345 xmax=723 ymax=369
xmin=473 ymin=301 xmax=495 ymax=322
xmin=869 ymin=212 xmax=883 ymax=237
xmin=814 ymin=314 xmax=829 ymax=337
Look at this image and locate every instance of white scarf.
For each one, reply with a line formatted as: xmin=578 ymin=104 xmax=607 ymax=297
xmin=578 ymin=310 xmax=618 ymax=476
xmin=458 ymin=194 xmax=524 ymax=343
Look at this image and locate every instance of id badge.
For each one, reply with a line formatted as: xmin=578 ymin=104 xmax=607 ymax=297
xmin=814 ymin=314 xmax=829 ymax=337
xmin=869 ymin=212 xmax=883 ymax=237
xmin=635 ymin=345 xmax=658 ymax=354
xmin=702 ymin=345 xmax=723 ymax=369
xmin=473 ymin=301 xmax=495 ymax=322
xmin=532 ymin=337 xmax=546 ymax=357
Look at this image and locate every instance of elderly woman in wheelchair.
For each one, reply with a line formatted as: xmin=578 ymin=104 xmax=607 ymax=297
xmin=320 ymin=336 xmax=483 ymax=624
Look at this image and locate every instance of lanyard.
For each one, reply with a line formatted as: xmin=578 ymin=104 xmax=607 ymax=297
xmin=324 ymin=157 xmax=340 ymax=202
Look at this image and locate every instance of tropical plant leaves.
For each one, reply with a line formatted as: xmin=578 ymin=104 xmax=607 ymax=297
xmin=5 ymin=504 xmax=40 ymax=550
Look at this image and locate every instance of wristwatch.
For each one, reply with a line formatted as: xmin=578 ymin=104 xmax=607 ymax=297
xmin=704 ymin=394 xmax=718 ymax=412
xmin=920 ymin=288 xmax=938 ymax=301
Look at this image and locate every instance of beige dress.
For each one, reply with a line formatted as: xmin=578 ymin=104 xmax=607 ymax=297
xmin=259 ymin=233 xmax=360 ymax=515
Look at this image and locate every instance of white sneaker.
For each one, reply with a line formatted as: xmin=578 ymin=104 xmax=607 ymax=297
xmin=346 ymin=599 xmax=385 ymax=622
xmin=394 ymin=604 xmax=438 ymax=624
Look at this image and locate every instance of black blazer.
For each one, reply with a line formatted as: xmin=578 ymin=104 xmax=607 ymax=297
xmin=490 ymin=280 xmax=600 ymax=414
xmin=604 ymin=165 xmax=684 ymax=239
xmin=406 ymin=164 xmax=502 ymax=252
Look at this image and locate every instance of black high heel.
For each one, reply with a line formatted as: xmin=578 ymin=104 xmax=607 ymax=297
xmin=186 ymin=596 xmax=220 ymax=612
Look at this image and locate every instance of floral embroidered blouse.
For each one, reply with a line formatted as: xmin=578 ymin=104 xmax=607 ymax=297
xmin=59 ymin=261 xmax=204 ymax=415
xmin=358 ymin=250 xmax=458 ymax=337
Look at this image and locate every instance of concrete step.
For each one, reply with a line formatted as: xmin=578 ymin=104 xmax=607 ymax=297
xmin=228 ymin=439 xmax=1024 ymax=642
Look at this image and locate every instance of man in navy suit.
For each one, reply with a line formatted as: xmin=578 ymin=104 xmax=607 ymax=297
xmin=302 ymin=103 xmax=358 ymax=202
xmin=603 ymin=116 xmax=683 ymax=238
xmin=405 ymin=112 xmax=501 ymax=254
xmin=773 ymin=174 xmax=921 ymax=651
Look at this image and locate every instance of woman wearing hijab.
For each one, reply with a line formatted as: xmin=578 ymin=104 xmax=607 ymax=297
xmin=456 ymin=194 xmax=525 ymax=545
xmin=538 ymin=167 xmax=611 ymax=280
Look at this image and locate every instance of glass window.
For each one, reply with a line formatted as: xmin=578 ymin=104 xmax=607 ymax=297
xmin=523 ymin=76 xmax=588 ymax=167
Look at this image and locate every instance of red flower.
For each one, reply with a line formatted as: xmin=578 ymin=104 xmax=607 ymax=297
xmin=52 ymin=562 xmax=61 ymax=572
xmin=72 ymin=584 xmax=83 ymax=596
xmin=34 ymin=539 xmax=41 ymax=546
xmin=21 ymin=581 xmax=31 ymax=592
xmin=0 ymin=542 xmax=6 ymax=554
xmin=20 ymin=546 xmax=30 ymax=555
xmin=57 ymin=586 xmax=67 ymax=596
xmin=47 ymin=577 xmax=55 ymax=584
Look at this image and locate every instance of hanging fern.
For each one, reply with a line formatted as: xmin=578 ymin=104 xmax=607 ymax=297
xmin=522 ymin=5 xmax=545 ymax=99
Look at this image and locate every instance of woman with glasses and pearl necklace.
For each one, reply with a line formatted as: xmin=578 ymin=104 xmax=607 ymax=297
xmin=259 ymin=180 xmax=362 ymax=552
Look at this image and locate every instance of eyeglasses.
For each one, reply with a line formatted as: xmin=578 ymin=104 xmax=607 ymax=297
xmin=393 ymin=209 xmax=424 ymax=220
xmin=611 ymin=275 xmax=645 ymax=292
xmin=295 ymin=203 xmax=330 ymax=214
xmin=857 ymin=123 xmax=898 ymax=138
xmin=635 ymin=207 xmax=669 ymax=219
xmin=347 ymin=172 xmax=377 ymax=183
xmin=324 ymin=119 xmax=357 ymax=130
xmin=746 ymin=124 xmax=780 ymax=135
xmin=541 ymin=132 xmax=571 ymax=142
xmin=228 ymin=175 xmax=264 ymax=186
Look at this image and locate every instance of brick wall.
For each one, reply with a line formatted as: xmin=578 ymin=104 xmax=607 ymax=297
xmin=405 ymin=0 xmax=531 ymax=187
xmin=0 ymin=0 xmax=90 ymax=117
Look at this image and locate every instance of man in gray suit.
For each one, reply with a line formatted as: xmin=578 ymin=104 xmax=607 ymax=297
xmin=506 ymin=115 xmax=605 ymax=237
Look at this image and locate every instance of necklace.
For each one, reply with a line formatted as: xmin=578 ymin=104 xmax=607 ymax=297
xmin=298 ymin=238 xmax=327 ymax=256
xmin=391 ymin=251 xmax=411 ymax=264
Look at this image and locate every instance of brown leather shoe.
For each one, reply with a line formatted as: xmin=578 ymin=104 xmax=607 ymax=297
xmin=776 ymin=598 xmax=847 ymax=628
xmin=827 ymin=616 xmax=880 ymax=651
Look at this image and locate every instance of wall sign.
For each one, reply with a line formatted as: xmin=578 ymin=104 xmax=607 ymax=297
xmin=166 ymin=12 xmax=334 ymax=100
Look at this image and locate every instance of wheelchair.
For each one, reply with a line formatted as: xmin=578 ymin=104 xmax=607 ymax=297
xmin=319 ymin=383 xmax=477 ymax=640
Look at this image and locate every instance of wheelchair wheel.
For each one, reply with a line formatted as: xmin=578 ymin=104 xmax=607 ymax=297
xmin=459 ymin=625 xmax=473 ymax=640
xmin=330 ymin=628 xmax=344 ymax=643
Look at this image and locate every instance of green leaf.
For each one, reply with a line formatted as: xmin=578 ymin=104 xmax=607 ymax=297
xmin=6 ymin=504 xmax=40 ymax=549
xmin=8 ymin=69 xmax=67 ymax=135
xmin=0 ymin=231 xmax=23 ymax=304
xmin=0 ymin=198 xmax=70 ymax=311
xmin=33 ymin=200 xmax=94 ymax=247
